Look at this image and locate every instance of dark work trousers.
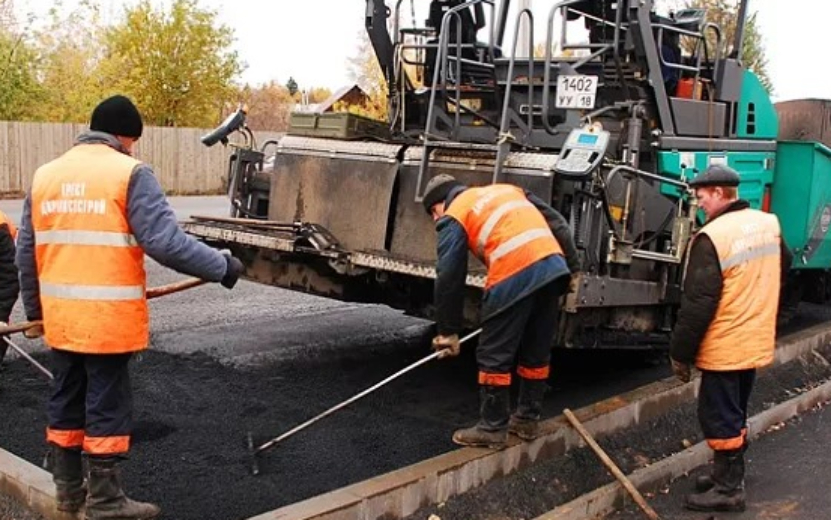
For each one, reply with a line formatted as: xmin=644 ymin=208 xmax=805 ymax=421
xmin=477 ymin=276 xmax=569 ymax=385
xmin=698 ymin=368 xmax=756 ymax=451
xmin=48 ymin=350 xmax=133 ymax=457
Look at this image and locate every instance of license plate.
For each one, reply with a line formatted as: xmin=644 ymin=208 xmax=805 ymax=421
xmin=555 ymin=75 xmax=598 ymax=109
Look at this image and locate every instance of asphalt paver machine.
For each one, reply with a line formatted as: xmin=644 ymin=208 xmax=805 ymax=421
xmin=187 ymin=0 xmax=831 ymax=349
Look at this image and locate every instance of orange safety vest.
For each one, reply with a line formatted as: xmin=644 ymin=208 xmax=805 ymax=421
xmin=445 ymin=184 xmax=563 ymax=289
xmin=31 ymin=143 xmax=148 ymax=354
xmin=0 ymin=210 xmax=16 ymax=240
xmin=694 ymin=208 xmax=781 ymax=371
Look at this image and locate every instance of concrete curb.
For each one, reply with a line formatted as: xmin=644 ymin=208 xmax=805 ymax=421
xmin=2 ymin=322 xmax=831 ymax=520
xmin=533 ymin=375 xmax=831 ymax=520
xmin=0 ymin=449 xmax=75 ymax=519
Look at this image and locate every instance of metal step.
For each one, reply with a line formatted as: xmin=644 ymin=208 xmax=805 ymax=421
xmin=423 ymin=140 xmax=499 ymax=152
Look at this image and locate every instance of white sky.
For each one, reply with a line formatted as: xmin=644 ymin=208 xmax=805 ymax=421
xmin=15 ymin=0 xmax=829 ymax=102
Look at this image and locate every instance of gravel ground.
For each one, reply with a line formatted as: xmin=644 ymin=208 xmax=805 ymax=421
xmin=0 ymin=263 xmax=667 ymax=520
xmin=0 ymin=343 xmax=666 ymax=520
xmin=403 ymin=343 xmax=831 ymax=520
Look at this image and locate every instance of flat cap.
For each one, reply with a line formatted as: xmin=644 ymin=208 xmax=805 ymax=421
xmin=688 ymin=164 xmax=741 ymax=188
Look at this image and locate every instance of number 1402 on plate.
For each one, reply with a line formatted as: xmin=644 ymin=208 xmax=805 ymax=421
xmin=555 ymin=75 xmax=598 ymax=109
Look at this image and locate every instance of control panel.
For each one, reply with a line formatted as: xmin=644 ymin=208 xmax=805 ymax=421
xmin=554 ymin=128 xmax=610 ymax=179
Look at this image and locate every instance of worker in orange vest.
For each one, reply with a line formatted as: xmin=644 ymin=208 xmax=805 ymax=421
xmin=422 ymin=174 xmax=579 ymax=448
xmin=0 ymin=209 xmax=19 ymax=367
xmin=16 ymin=95 xmax=245 ymax=520
xmin=670 ymin=164 xmax=792 ymax=513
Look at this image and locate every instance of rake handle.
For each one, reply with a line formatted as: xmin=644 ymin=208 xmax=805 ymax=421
xmin=254 ymin=328 xmax=483 ymax=455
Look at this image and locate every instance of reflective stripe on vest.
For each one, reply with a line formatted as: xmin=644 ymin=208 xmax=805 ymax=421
xmin=446 ymin=184 xmax=563 ymax=288
xmin=476 ymin=199 xmax=532 ymax=256
xmin=39 ymin=282 xmax=144 ymax=301
xmin=35 ymin=230 xmax=138 ymax=247
xmin=695 ymin=209 xmax=781 ymax=371
xmin=31 ymin=143 xmax=148 ymax=354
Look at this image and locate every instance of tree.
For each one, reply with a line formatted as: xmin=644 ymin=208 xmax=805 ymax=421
xmin=285 ymin=77 xmax=298 ymax=97
xmin=30 ymin=1 xmax=108 ymax=122
xmin=0 ymin=0 xmax=14 ymax=28
xmin=346 ymin=31 xmax=388 ymax=121
xmin=237 ymin=81 xmax=295 ymax=131
xmin=306 ymin=87 xmax=332 ymax=104
xmin=101 ymin=0 xmax=244 ymax=127
xmin=681 ymin=0 xmax=772 ymax=93
xmin=0 ymin=2 xmax=42 ymax=121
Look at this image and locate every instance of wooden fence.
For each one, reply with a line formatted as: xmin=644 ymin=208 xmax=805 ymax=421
xmin=0 ymin=121 xmax=282 ymax=196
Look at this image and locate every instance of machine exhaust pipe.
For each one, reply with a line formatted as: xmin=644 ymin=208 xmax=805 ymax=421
xmin=730 ymin=0 xmax=750 ymax=60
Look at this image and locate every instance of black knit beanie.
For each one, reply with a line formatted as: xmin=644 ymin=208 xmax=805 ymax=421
xmin=90 ymin=95 xmax=144 ymax=138
xmin=422 ymin=174 xmax=465 ymax=214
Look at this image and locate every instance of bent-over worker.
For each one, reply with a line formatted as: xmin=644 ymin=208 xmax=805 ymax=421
xmin=423 ymin=174 xmax=580 ymax=448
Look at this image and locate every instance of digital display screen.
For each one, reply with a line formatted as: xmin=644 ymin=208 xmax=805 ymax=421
xmin=577 ymin=133 xmax=599 ymax=145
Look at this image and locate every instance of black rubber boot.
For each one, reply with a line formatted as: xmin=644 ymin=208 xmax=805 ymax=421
xmin=508 ymin=378 xmax=547 ymax=440
xmin=452 ymin=386 xmax=510 ymax=448
xmin=85 ymin=457 xmax=161 ymax=520
xmin=685 ymin=449 xmax=746 ymax=512
xmin=51 ymin=445 xmax=86 ymax=513
xmin=695 ymin=438 xmax=750 ymax=492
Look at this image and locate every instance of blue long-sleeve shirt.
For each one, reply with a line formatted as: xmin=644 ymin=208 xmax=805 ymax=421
xmin=16 ymin=132 xmax=228 ymax=320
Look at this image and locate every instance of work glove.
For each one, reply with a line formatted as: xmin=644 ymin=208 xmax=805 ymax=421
xmin=568 ymin=273 xmax=581 ymax=294
xmin=671 ymin=358 xmax=692 ymax=383
xmin=23 ymin=322 xmax=44 ymax=340
xmin=432 ymin=334 xmax=461 ymax=359
xmin=221 ymin=254 xmax=245 ymax=289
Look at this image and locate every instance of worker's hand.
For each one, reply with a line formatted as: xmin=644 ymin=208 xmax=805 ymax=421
xmin=23 ymin=322 xmax=44 ymax=340
xmin=432 ymin=334 xmax=461 ymax=359
xmin=671 ymin=358 xmax=692 ymax=383
xmin=221 ymin=255 xmax=245 ymax=289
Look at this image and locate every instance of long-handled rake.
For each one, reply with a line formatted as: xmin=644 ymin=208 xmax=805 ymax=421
xmin=246 ymin=328 xmax=482 ymax=476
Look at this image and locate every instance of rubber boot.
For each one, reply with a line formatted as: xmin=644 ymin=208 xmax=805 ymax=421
xmin=685 ymin=449 xmax=746 ymax=512
xmin=51 ymin=445 xmax=86 ymax=513
xmin=695 ymin=438 xmax=750 ymax=492
xmin=85 ymin=457 xmax=161 ymax=520
xmin=508 ymin=378 xmax=547 ymax=440
xmin=452 ymin=386 xmax=510 ymax=448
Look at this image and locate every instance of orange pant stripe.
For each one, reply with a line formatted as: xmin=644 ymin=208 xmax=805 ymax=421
xmin=517 ymin=365 xmax=550 ymax=380
xmin=478 ymin=371 xmax=511 ymax=386
xmin=83 ymin=435 xmax=130 ymax=455
xmin=706 ymin=435 xmax=744 ymax=451
xmin=46 ymin=428 xmax=84 ymax=448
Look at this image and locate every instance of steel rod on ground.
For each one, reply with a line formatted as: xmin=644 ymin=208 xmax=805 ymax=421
xmin=250 ymin=328 xmax=482 ymax=465
xmin=563 ymin=408 xmax=661 ymax=520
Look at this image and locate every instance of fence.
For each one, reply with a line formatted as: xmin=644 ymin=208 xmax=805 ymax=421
xmin=0 ymin=121 xmax=282 ymax=196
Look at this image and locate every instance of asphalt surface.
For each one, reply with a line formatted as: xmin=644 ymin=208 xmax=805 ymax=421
xmin=611 ymin=401 xmax=831 ymax=520
xmin=0 ymin=197 xmax=670 ymax=520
